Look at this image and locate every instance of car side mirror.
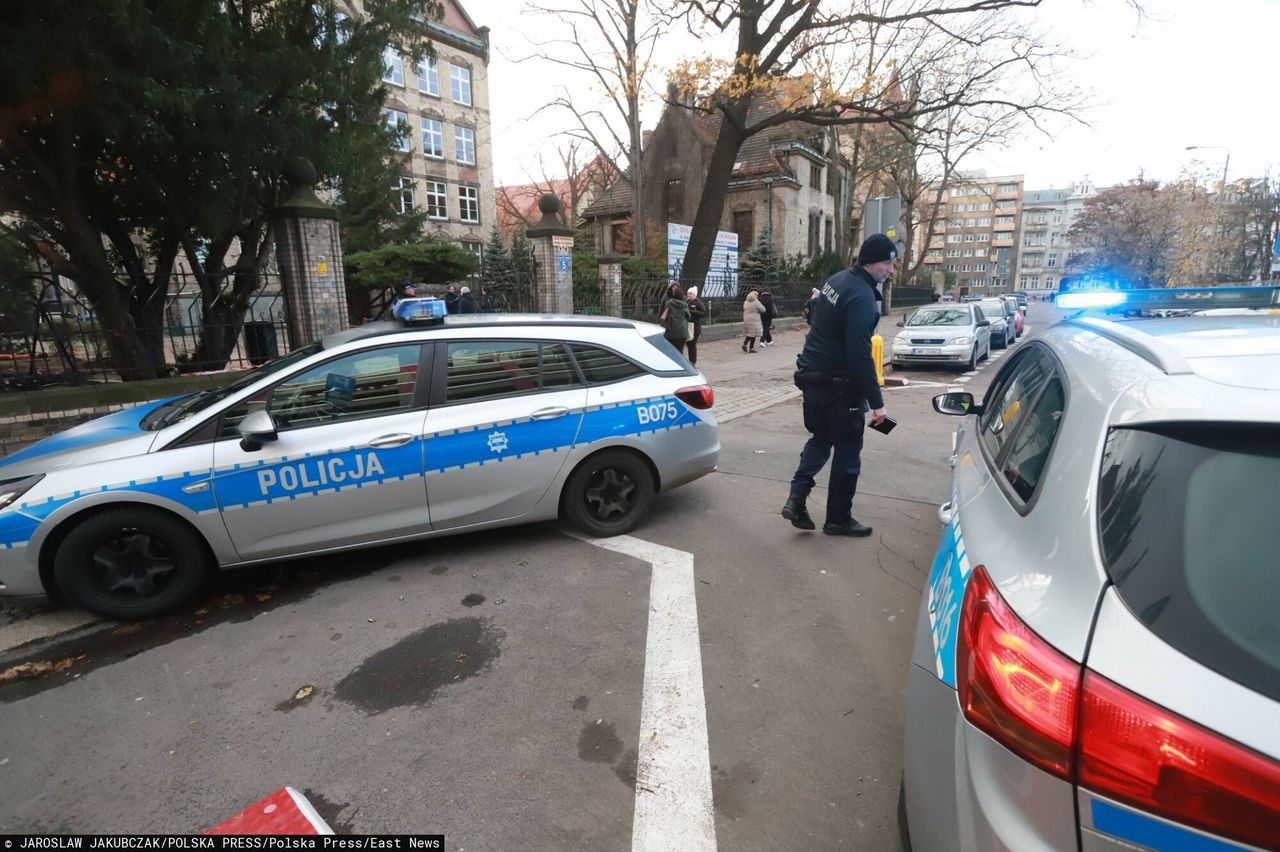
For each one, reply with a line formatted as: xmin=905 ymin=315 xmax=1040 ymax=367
xmin=976 ymin=320 xmax=990 ymax=327
xmin=933 ymin=391 xmax=980 ymax=417
xmin=897 ymin=320 xmax=905 ymax=327
xmin=237 ymin=409 xmax=278 ymax=452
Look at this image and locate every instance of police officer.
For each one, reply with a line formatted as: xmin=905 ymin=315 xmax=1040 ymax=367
xmin=390 ymin=280 xmax=416 ymax=318
xmin=781 ymin=234 xmax=895 ymax=536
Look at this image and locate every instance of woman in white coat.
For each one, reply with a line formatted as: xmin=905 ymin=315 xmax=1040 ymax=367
xmin=742 ymin=290 xmax=765 ymax=353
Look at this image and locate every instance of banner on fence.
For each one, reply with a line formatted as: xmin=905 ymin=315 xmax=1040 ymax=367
xmin=667 ymin=224 xmax=739 ymax=298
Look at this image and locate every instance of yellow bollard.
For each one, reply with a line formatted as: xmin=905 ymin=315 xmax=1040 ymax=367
xmin=872 ymin=333 xmax=885 ymax=386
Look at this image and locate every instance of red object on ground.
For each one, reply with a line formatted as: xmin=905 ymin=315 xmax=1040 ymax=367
xmin=206 ymin=787 xmax=334 ymax=835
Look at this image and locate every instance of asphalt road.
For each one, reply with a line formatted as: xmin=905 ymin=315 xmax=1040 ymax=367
xmin=0 ymin=303 xmax=1060 ymax=848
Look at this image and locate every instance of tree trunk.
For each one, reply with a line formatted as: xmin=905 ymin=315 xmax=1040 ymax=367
xmin=679 ymin=104 xmax=749 ymax=287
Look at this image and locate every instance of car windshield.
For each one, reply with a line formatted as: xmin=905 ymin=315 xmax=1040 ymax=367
xmin=908 ymin=308 xmax=970 ymax=327
xmin=976 ymin=300 xmax=1006 ymax=316
xmin=1098 ymin=424 xmax=1280 ymax=703
xmin=144 ymin=343 xmax=323 ymax=429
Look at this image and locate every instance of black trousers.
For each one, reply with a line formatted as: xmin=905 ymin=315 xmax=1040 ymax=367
xmin=761 ymin=317 xmax=774 ymax=343
xmin=664 ymin=334 xmax=686 ymax=356
xmin=686 ymin=330 xmax=700 ymax=364
xmin=788 ymin=384 xmax=866 ymax=525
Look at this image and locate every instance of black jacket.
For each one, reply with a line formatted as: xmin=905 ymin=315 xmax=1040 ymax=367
xmin=444 ymin=292 xmax=460 ymax=314
xmin=796 ymin=265 xmax=884 ymax=410
xmin=687 ymin=297 xmax=707 ymax=333
xmin=759 ymin=293 xmax=776 ymax=321
xmin=459 ymin=294 xmax=476 ymax=314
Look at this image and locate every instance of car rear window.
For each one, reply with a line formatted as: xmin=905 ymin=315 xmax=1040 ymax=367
xmin=1098 ymin=424 xmax=1280 ymax=702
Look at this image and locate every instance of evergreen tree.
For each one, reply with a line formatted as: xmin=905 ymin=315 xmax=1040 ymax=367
xmin=739 ymin=222 xmax=782 ymax=290
xmin=481 ymin=227 xmax=516 ymax=292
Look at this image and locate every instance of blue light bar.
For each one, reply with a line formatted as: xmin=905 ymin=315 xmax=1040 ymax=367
xmin=392 ymin=296 xmax=447 ymax=324
xmin=1056 ymin=286 xmax=1280 ymax=313
xmin=1056 ymin=291 xmax=1125 ymax=309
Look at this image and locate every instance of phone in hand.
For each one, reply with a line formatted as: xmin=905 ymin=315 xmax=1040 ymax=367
xmin=869 ymin=415 xmax=898 ymax=435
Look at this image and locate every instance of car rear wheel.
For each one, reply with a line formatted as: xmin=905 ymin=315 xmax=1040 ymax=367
xmin=562 ymin=450 xmax=655 ymax=537
xmin=53 ymin=507 xmax=211 ymax=620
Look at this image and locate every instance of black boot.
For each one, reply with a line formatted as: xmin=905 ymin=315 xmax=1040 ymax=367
xmin=781 ymin=497 xmax=815 ymax=530
xmin=822 ymin=519 xmax=873 ymax=537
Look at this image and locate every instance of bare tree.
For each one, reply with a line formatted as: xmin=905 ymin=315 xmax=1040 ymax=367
xmin=656 ymin=0 xmax=1105 ymax=286
xmin=520 ymin=0 xmax=662 ymax=256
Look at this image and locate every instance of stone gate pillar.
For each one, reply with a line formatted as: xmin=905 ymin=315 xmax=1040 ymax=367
xmin=598 ymin=255 xmax=623 ymax=317
xmin=271 ymin=157 xmax=349 ymax=345
xmin=526 ymin=193 xmax=576 ymax=314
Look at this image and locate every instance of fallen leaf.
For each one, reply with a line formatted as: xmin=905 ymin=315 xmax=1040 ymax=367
xmin=193 ymin=608 xmax=210 ymax=616
xmin=293 ymin=686 xmax=314 ymax=701
xmin=216 ymin=594 xmax=246 ymax=608
xmin=255 ymin=593 xmax=272 ymax=603
xmin=0 ymin=655 xmax=86 ymax=683
xmin=112 ymin=623 xmax=143 ymax=636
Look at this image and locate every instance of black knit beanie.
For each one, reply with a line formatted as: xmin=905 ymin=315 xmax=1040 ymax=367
xmin=857 ymin=234 xmax=898 ymax=265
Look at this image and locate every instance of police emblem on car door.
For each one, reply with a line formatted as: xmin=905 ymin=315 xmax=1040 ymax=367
xmin=212 ymin=343 xmax=431 ymax=560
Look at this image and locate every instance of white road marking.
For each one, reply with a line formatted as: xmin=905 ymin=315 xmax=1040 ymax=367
xmin=570 ymin=533 xmax=717 ymax=852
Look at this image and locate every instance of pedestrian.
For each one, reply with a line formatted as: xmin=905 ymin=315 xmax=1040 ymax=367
xmin=659 ymin=282 xmax=691 ymax=355
xmin=803 ymin=287 xmax=819 ymax=326
xmin=444 ymin=284 xmax=460 ymax=314
xmin=685 ymin=286 xmax=707 ymax=366
xmin=459 ymin=285 xmax=477 ymax=314
xmin=481 ymin=287 xmax=498 ymax=312
xmin=742 ymin=290 xmax=765 ymax=353
xmin=781 ymin=234 xmax=895 ymax=537
xmin=759 ymin=289 xmax=777 ymax=346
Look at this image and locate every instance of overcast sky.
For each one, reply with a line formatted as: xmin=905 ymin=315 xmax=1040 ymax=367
xmin=482 ymin=0 xmax=1276 ymax=192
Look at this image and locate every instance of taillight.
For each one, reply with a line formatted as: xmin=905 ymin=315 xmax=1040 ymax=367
xmin=957 ymin=566 xmax=1080 ymax=780
xmin=676 ymin=385 xmax=714 ymax=410
xmin=1079 ymin=672 xmax=1280 ymax=851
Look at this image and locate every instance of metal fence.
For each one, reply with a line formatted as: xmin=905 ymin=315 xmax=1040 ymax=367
xmin=1 ymin=272 xmax=288 ymax=389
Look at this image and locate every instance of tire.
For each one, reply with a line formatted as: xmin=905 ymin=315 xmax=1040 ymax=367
xmin=562 ymin=449 xmax=656 ymax=537
xmin=965 ymin=345 xmax=978 ymax=371
xmin=995 ymin=330 xmax=1008 ymax=349
xmin=53 ymin=507 xmax=212 ymax=620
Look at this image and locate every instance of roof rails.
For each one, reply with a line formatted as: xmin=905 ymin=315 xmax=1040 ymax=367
xmin=1060 ymin=317 xmax=1193 ymax=376
xmin=321 ymin=314 xmax=642 ymax=350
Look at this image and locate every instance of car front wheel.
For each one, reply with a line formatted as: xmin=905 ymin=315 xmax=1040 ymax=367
xmin=53 ymin=507 xmax=212 ymax=620
xmin=562 ymin=450 xmax=656 ymax=537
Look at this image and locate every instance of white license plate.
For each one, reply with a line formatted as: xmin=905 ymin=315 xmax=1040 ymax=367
xmin=912 ymin=348 xmax=941 ymax=355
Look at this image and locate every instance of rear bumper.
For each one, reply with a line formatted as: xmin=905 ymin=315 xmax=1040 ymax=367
xmin=654 ymin=422 xmax=719 ymax=492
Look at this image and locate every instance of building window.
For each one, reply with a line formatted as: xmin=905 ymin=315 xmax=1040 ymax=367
xmin=454 ymin=126 xmax=475 ymax=164
xmin=425 ymin=180 xmax=447 ymax=220
xmin=417 ymin=57 xmax=439 ymax=96
xmin=394 ymin=177 xmax=414 ymax=214
xmin=382 ymin=47 xmax=404 ymax=87
xmin=1020 ymin=276 xmax=1030 ymax=288
xmin=462 ymin=241 xmax=482 ymax=262
xmin=458 ymin=185 xmax=479 ymax=223
xmin=1047 ymin=254 xmax=1058 ymax=268
xmin=810 ymin=164 xmax=822 ymax=190
xmin=998 ymin=183 xmax=1018 ymax=194
xmin=733 ymin=210 xmax=754 ymax=253
xmin=948 ymin=234 xmax=964 ymax=243
xmin=665 ymin=180 xmax=683 ymax=222
xmin=450 ymin=65 xmax=472 ymax=105
xmin=421 ymin=118 xmax=444 ymax=158
xmin=384 ymin=109 xmax=409 ymax=152
xmin=824 ymin=219 xmax=833 ymax=253
xmin=807 ymin=213 xmax=820 ymax=257
xmin=946 ymin=249 xmax=961 ymax=258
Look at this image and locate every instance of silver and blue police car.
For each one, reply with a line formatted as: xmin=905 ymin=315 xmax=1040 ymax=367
xmin=902 ymin=287 xmax=1280 ymax=852
xmin=0 ymin=304 xmax=719 ymax=620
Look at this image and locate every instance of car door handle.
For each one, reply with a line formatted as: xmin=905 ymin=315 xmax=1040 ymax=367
xmin=938 ymin=500 xmax=956 ymax=526
xmin=368 ymin=433 xmax=414 ymax=448
xmin=530 ymin=406 xmax=569 ymax=420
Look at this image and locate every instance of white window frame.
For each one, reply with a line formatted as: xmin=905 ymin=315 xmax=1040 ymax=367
xmin=458 ymin=185 xmax=480 ymax=223
xmin=425 ymin=180 xmax=448 ymax=220
xmin=382 ymin=47 xmax=404 ymax=87
xmin=454 ymin=126 xmax=475 ymax=164
xmin=384 ymin=108 xmax=410 ymax=152
xmin=417 ymin=57 xmax=439 ymax=96
xmin=421 ymin=118 xmax=444 ymax=159
xmin=394 ymin=177 xmax=414 ymax=214
xmin=450 ymin=65 xmax=472 ymax=106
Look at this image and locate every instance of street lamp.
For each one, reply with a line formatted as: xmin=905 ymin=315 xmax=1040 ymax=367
xmin=1185 ymin=145 xmax=1231 ymax=211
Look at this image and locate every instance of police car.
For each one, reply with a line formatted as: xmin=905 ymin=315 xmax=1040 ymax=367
xmin=0 ymin=304 xmax=719 ymax=619
xmin=901 ymin=287 xmax=1280 ymax=851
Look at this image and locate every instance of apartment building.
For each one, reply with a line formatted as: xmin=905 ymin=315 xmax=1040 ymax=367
xmin=367 ymin=0 xmax=495 ymax=262
xmin=920 ymin=172 xmax=1024 ymax=295
xmin=1016 ymin=179 xmax=1097 ymax=297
